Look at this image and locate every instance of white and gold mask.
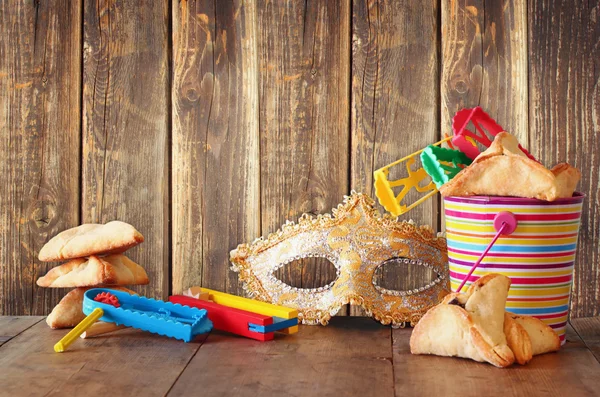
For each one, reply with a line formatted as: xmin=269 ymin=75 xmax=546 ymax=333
xmin=231 ymin=192 xmax=449 ymax=326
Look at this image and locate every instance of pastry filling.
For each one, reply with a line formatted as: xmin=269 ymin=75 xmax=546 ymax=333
xmin=447 ymin=297 xmax=465 ymax=309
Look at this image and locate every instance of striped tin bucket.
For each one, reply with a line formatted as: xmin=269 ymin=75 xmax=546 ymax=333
xmin=444 ymin=193 xmax=585 ymax=344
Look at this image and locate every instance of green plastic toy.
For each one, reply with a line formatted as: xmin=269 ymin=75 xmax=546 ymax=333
xmin=420 ymin=145 xmax=472 ymax=188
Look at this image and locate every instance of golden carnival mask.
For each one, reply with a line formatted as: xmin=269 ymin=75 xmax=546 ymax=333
xmin=231 ymin=192 xmax=450 ymax=326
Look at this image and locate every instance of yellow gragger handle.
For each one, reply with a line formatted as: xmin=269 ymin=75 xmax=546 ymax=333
xmin=373 ymin=137 xmax=451 ymax=216
xmin=54 ymin=307 xmax=104 ymax=353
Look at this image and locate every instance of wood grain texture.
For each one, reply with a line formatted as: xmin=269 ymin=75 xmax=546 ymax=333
xmin=441 ymin=0 xmax=528 ymax=144
xmin=351 ymin=0 xmax=439 ymax=314
xmin=572 ymin=317 xmax=600 ymax=365
xmin=0 ymin=316 xmax=44 ymax=346
xmin=0 ymin=0 xmax=81 ymax=316
xmin=258 ymin=1 xmax=351 ymax=295
xmin=393 ymin=324 xmax=600 ymax=396
xmin=1 ymin=0 xmax=600 ymax=320
xmin=168 ymin=317 xmax=394 ymax=396
xmin=528 ymin=0 xmax=600 ymax=319
xmin=0 ymin=317 xmax=600 ymax=395
xmin=82 ymin=0 xmax=169 ymax=299
xmin=0 ymin=322 xmax=205 ymax=396
xmin=172 ymin=0 xmax=260 ymax=296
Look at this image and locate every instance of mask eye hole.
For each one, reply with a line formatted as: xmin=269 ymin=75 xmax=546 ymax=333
xmin=372 ymin=257 xmax=444 ymax=296
xmin=273 ymin=256 xmax=339 ymax=292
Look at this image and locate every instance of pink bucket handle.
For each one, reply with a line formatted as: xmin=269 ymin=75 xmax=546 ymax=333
xmin=456 ymin=211 xmax=518 ymax=292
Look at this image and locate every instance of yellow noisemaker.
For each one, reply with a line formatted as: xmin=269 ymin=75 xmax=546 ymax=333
xmin=374 ymin=137 xmax=452 ymax=217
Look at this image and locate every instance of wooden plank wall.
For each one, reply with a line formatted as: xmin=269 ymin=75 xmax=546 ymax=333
xmin=1 ymin=0 xmax=598 ymax=318
xmin=0 ymin=0 xmax=81 ymax=315
xmin=82 ymin=0 xmax=170 ymax=301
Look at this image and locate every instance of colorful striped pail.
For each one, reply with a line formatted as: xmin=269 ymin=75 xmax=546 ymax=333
xmin=444 ymin=193 xmax=585 ymax=344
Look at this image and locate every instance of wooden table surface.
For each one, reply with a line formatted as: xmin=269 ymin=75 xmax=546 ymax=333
xmin=1 ymin=316 xmax=599 ymax=397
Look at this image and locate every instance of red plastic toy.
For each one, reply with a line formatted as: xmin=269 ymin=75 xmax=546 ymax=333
xmin=451 ymin=107 xmax=537 ymax=162
xmin=169 ymin=295 xmax=276 ymax=341
xmin=94 ymin=291 xmax=120 ymax=307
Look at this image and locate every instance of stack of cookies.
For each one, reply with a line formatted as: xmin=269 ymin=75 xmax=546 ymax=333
xmin=36 ymin=221 xmax=149 ymax=329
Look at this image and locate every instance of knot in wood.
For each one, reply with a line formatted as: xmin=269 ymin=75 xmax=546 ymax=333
xmin=30 ymin=202 xmax=56 ymax=229
xmin=185 ymin=88 xmax=199 ymax=102
xmin=454 ymin=80 xmax=468 ymax=94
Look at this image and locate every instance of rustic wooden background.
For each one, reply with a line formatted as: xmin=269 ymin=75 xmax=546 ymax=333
xmin=1 ymin=0 xmax=598 ymax=318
